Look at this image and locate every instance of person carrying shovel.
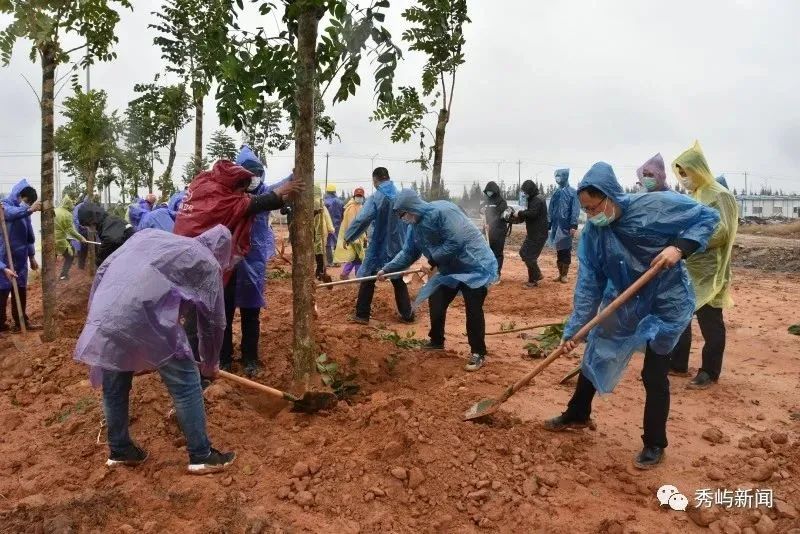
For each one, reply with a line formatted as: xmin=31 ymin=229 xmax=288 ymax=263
xmin=543 ymin=162 xmax=720 ymax=469
xmin=73 ymin=225 xmax=236 ymax=474
xmin=0 ymin=179 xmax=42 ymax=332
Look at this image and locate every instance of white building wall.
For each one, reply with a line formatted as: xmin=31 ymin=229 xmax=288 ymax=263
xmin=738 ymin=196 xmax=800 ymax=219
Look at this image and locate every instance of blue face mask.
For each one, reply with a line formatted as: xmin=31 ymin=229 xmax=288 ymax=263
xmin=485 ymin=190 xmax=495 ymax=197
xmin=520 ymin=192 xmax=528 ymax=200
xmin=642 ymin=177 xmax=658 ymax=192
xmin=589 ymin=198 xmax=616 ymax=227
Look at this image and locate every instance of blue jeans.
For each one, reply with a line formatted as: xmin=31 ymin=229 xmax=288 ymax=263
xmin=102 ymin=357 xmax=212 ymax=462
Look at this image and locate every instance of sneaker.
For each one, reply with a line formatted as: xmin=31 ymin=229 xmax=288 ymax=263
xmin=543 ymin=414 xmax=595 ymax=432
xmin=188 ymin=448 xmax=236 ymax=475
xmin=421 ymin=341 xmax=444 ymax=351
xmin=687 ymin=370 xmax=715 ymax=390
xmin=634 ymin=446 xmax=664 ymax=470
xmin=106 ymin=445 xmax=149 ymax=468
xmin=524 ymin=281 xmax=539 ymax=289
xmin=464 ymin=353 xmax=485 ymax=372
xmin=399 ymin=314 xmax=416 ymax=324
xmin=243 ymin=360 xmax=261 ymax=378
xmin=348 ymin=314 xmax=369 ymax=325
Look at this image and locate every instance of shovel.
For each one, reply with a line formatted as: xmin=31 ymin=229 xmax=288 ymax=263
xmin=558 ymin=363 xmax=582 ymax=384
xmin=316 ymin=269 xmax=424 ymax=289
xmin=485 ymin=321 xmax=562 ymax=336
xmin=464 ymin=260 xmax=666 ymax=421
xmin=0 ymin=203 xmax=27 ymax=335
xmin=218 ymin=370 xmax=337 ymax=414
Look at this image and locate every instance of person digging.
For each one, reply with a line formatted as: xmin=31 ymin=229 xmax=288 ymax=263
xmin=73 ymin=225 xmax=237 ymax=474
xmin=543 ymin=162 xmax=719 ymax=469
xmin=377 ymin=189 xmax=498 ymax=372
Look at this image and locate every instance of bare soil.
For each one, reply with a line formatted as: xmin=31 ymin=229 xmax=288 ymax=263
xmin=0 ymin=233 xmax=798 ymax=533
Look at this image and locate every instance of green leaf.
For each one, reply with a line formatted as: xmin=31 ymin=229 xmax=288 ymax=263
xmin=789 ymin=324 xmax=800 ymax=336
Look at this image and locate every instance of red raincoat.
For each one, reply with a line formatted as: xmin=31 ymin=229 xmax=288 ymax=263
xmin=174 ymin=160 xmax=255 ymax=281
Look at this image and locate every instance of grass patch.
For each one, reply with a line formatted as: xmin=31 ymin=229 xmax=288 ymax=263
xmin=45 ymin=396 xmax=96 ymax=426
xmin=378 ymin=329 xmax=427 ymax=350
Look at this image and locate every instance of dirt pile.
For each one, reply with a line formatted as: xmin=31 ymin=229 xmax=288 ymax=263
xmin=1 ymin=249 xmax=799 ymax=533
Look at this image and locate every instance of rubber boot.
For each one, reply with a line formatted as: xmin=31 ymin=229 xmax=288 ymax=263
xmin=558 ymin=263 xmax=569 ymax=283
xmin=553 ymin=262 xmax=564 ymax=282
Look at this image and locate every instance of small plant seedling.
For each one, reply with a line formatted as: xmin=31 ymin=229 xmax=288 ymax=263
xmin=500 ymin=321 xmax=517 ymax=332
xmin=789 ymin=324 xmax=800 ymax=336
xmin=316 ymin=354 xmax=359 ymax=399
xmin=524 ymin=321 xmax=566 ymax=358
xmin=45 ymin=396 xmax=96 ymax=426
xmin=378 ymin=329 xmax=427 ymax=350
xmin=268 ymin=269 xmax=291 ymax=280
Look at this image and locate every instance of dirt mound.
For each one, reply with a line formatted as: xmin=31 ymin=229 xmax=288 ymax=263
xmin=1 ymin=242 xmax=799 ymax=532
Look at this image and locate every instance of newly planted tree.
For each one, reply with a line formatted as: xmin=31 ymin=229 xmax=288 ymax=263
xmin=216 ymin=0 xmax=400 ymax=383
xmin=0 ymin=0 xmax=131 ymax=340
xmin=151 ymin=0 xmax=236 ymax=165
xmin=372 ymin=0 xmax=469 ymax=199
xmin=54 ymin=88 xmax=121 ymax=199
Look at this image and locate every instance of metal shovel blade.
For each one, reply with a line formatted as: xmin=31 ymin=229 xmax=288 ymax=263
xmin=289 ymin=391 xmax=338 ymax=414
xmin=463 ymin=397 xmax=500 ymax=421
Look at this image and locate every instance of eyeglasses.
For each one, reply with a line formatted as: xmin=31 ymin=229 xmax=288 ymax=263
xmin=581 ymin=198 xmax=607 ymax=216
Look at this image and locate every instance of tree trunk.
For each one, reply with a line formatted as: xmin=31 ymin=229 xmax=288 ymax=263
xmin=162 ymin=135 xmax=178 ymax=198
xmin=194 ymin=92 xmax=203 ymax=164
xmin=39 ymin=45 xmax=58 ymax=341
xmin=291 ymin=6 xmax=323 ymax=384
xmin=430 ymin=107 xmax=449 ymax=200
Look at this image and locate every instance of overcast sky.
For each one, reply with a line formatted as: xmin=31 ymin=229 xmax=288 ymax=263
xmin=0 ymin=0 xmax=798 ymax=199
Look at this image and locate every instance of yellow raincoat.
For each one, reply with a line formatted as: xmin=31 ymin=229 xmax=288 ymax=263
xmin=333 ymin=198 xmax=366 ymax=263
xmin=54 ymin=195 xmax=84 ymax=255
xmin=672 ymin=141 xmax=739 ymax=309
xmin=313 ymin=186 xmax=334 ymax=256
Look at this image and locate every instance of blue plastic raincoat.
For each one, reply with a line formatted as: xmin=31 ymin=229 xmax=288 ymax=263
xmin=73 ymin=225 xmax=232 ymax=387
xmin=565 ymin=162 xmax=720 ymax=393
xmin=548 ymin=168 xmax=580 ymax=250
xmin=168 ymin=190 xmax=187 ymax=216
xmin=138 ymin=204 xmax=176 ymax=232
xmin=72 ymin=200 xmax=88 ymax=253
xmin=0 ymin=179 xmax=36 ymax=290
xmin=344 ymin=180 xmax=407 ymax=277
xmin=716 ymin=175 xmax=729 ymax=190
xmin=128 ymin=197 xmax=152 ymax=228
xmin=382 ymin=190 xmax=498 ymax=306
xmin=233 ymin=145 xmax=290 ymax=309
xmin=324 ymin=192 xmax=344 ymax=252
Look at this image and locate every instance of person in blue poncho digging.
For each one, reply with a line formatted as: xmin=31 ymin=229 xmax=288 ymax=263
xmin=543 ymin=162 xmax=720 ymax=469
xmin=377 ymin=189 xmax=498 ymax=372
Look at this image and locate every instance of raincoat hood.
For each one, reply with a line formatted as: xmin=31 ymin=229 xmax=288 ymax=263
xmin=6 ymin=178 xmax=31 ymax=204
xmin=521 ymin=180 xmax=538 ymax=197
xmin=716 ymin=175 xmax=729 ymax=189
xmin=483 ymin=181 xmax=501 ymax=197
xmin=60 ymin=195 xmax=75 ymax=211
xmin=167 ymin=190 xmax=186 ymax=214
xmin=672 ymin=141 xmax=715 ymax=191
xmin=393 ymin=188 xmax=432 ymax=218
xmin=555 ymin=168 xmax=570 ymax=186
xmin=195 ymin=224 xmax=234 ymax=271
xmin=636 ymin=153 xmax=668 ymax=191
xmin=577 ymin=162 xmax=631 ymax=212
xmin=235 ymin=144 xmax=265 ymax=180
xmin=77 ymin=202 xmax=108 ymax=227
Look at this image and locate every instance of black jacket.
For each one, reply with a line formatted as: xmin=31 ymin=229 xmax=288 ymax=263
xmin=516 ymin=180 xmax=548 ymax=261
xmin=77 ymin=202 xmax=136 ymax=266
xmin=482 ymin=181 xmax=509 ymax=235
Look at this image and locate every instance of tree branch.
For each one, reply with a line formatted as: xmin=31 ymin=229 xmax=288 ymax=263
xmin=62 ymin=42 xmax=88 ymax=56
xmin=447 ymin=68 xmax=456 ymax=113
xmin=440 ymin=72 xmax=447 ymax=109
xmin=20 ymin=74 xmax=42 ymax=106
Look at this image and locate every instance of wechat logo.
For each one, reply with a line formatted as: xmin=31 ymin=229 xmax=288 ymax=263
xmin=657 ymin=485 xmax=688 ymax=511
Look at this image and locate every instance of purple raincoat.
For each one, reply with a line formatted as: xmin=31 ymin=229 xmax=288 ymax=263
xmin=128 ymin=197 xmax=152 ymax=228
xmin=138 ymin=204 xmax=176 ymax=232
xmin=0 ymin=179 xmax=36 ymax=290
xmin=73 ymin=225 xmax=232 ymax=386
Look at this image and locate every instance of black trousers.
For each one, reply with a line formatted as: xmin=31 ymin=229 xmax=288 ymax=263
xmin=355 ymin=277 xmax=412 ymax=321
xmin=76 ymin=242 xmax=87 ymax=269
xmin=60 ymin=250 xmax=74 ymax=278
xmin=488 ymin=229 xmax=506 ymax=275
xmin=556 ymin=247 xmax=572 ymax=266
xmin=220 ymin=269 xmax=261 ymax=366
xmin=669 ymin=304 xmax=726 ymax=380
xmin=0 ymin=286 xmax=29 ymax=328
xmin=526 ymin=261 xmax=542 ymax=283
xmin=315 ymin=254 xmax=325 ymax=278
xmin=564 ymin=344 xmax=670 ymax=448
xmin=429 ymin=283 xmax=487 ymax=355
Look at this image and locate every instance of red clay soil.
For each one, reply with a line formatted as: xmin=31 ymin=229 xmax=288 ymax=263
xmin=0 ymin=240 xmax=798 ymax=533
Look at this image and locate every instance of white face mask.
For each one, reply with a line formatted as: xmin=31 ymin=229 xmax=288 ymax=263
xmin=354 ymin=196 xmax=364 ymax=204
xmin=679 ymin=176 xmax=693 ymax=190
xmin=247 ymin=175 xmax=262 ymax=192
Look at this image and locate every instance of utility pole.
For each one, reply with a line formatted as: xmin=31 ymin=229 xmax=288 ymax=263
xmin=324 ymin=152 xmax=329 ymax=192
xmin=744 ymin=172 xmax=748 ymax=195
xmin=370 ymin=153 xmax=378 ymax=193
xmin=496 ymin=161 xmax=501 ymax=181
xmin=517 ymin=159 xmax=521 ymax=190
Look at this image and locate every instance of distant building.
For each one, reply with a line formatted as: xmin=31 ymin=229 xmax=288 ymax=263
xmin=736 ymin=195 xmax=800 ymax=219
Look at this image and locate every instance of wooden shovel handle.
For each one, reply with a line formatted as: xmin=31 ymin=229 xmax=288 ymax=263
xmin=503 ymin=260 xmax=667 ymax=399
xmin=217 ymin=370 xmax=298 ymax=402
